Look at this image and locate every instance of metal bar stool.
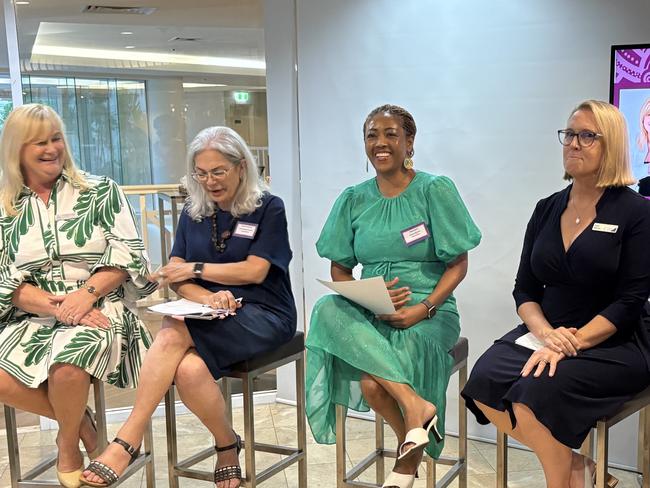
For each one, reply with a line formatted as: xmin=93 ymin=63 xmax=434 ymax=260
xmin=3 ymin=377 xmax=156 ymax=488
xmin=165 ymin=330 xmax=307 ymax=487
xmin=497 ymin=385 xmax=650 ymax=488
xmin=335 ymin=336 xmax=469 ymax=488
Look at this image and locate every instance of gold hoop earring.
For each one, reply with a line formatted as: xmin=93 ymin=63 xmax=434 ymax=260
xmin=403 ymin=157 xmax=414 ymax=169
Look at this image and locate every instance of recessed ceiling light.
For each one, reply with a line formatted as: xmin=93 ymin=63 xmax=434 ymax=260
xmin=120 ymin=31 xmax=133 ymax=35
xmin=125 ymin=45 xmax=135 ymax=49
xmin=183 ymin=83 xmax=227 ymax=88
xmin=16 ymin=1 xmax=30 ymax=5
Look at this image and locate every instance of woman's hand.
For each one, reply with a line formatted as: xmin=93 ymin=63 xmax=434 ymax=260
xmin=541 ymin=326 xmax=580 ymax=356
xmin=376 ymin=304 xmax=427 ymax=329
xmin=78 ymin=309 xmax=111 ymax=329
xmin=385 ymin=277 xmax=411 ymax=310
xmin=202 ymin=290 xmax=241 ymax=313
xmin=55 ymin=290 xmax=97 ymax=325
xmin=151 ymin=262 xmax=194 ymax=285
xmin=521 ymin=346 xmax=565 ymax=378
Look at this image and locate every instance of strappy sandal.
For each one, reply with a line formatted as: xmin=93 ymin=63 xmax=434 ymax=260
xmin=80 ymin=437 xmax=140 ymax=487
xmin=214 ymin=433 xmax=243 ymax=486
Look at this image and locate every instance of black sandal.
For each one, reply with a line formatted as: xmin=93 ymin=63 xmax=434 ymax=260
xmin=80 ymin=437 xmax=140 ymax=487
xmin=214 ymin=433 xmax=243 ymax=485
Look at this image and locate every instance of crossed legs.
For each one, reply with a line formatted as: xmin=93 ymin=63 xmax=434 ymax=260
xmin=360 ymin=373 xmax=437 ymax=476
xmin=0 ymin=366 xmax=98 ymax=474
xmin=474 ymin=400 xmax=591 ymax=488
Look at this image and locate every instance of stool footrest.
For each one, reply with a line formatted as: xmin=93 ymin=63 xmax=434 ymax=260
xmin=20 ymin=454 xmax=57 ymax=480
xmin=345 ymin=449 xmax=385 ymax=481
xmin=436 ymin=461 xmax=464 ymax=488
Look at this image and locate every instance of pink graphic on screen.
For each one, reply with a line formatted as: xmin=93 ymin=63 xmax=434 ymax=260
xmin=612 ymin=48 xmax=650 ymax=106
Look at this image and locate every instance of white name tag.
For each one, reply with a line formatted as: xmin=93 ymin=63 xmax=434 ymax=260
xmin=55 ymin=213 xmax=77 ymax=221
xmin=401 ymin=222 xmax=430 ymax=247
xmin=233 ymin=222 xmax=258 ymax=239
xmin=592 ymin=222 xmax=619 ymax=234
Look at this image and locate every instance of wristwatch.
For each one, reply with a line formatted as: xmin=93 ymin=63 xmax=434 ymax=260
xmin=82 ymin=284 xmax=101 ymax=298
xmin=420 ymin=299 xmax=438 ymax=319
xmin=193 ymin=262 xmax=205 ymax=277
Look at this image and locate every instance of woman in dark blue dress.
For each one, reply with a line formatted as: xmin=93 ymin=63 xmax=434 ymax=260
xmin=462 ymin=100 xmax=650 ymax=488
xmin=81 ymin=127 xmax=296 ymax=488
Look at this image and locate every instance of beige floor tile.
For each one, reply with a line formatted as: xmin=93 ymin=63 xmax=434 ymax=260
xmin=610 ymin=467 xmax=643 ymax=488
xmin=474 ymin=441 xmax=542 ymax=473
xmin=19 ymin=429 xmax=57 ymax=448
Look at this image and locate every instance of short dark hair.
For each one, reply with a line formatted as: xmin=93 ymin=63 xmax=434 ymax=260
xmin=363 ymin=104 xmax=417 ymax=139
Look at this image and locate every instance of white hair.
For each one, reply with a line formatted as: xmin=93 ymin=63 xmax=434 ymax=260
xmin=184 ymin=126 xmax=268 ymax=220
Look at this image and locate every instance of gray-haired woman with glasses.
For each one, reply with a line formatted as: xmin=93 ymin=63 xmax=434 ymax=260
xmin=462 ymin=100 xmax=650 ymax=488
xmin=81 ymin=126 xmax=296 ymax=488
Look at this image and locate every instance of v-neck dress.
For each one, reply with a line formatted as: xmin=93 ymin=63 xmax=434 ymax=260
xmin=305 ymin=172 xmax=481 ymax=459
xmin=0 ymin=173 xmax=157 ymax=389
xmin=461 ymin=185 xmax=650 ymax=448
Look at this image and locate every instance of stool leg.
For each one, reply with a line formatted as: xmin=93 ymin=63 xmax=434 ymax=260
xmin=243 ymin=374 xmax=257 ymax=488
xmin=459 ymin=361 xmax=468 ymax=488
xmin=295 ymin=355 xmax=307 ymax=488
xmin=581 ymin=430 xmax=594 ymax=458
xmin=426 ymin=455 xmax=435 ymax=488
xmin=375 ymin=413 xmax=385 ymax=485
xmin=165 ymin=387 xmax=179 ymax=488
xmin=596 ymin=421 xmax=608 ymax=488
xmin=221 ymin=377 xmax=233 ymax=425
xmin=496 ymin=430 xmax=508 ymax=488
xmin=92 ymin=378 xmax=108 ymax=451
xmin=336 ymin=404 xmax=347 ymax=488
xmin=639 ymin=407 xmax=650 ymax=488
xmin=5 ymin=405 xmax=21 ymax=488
xmin=143 ymin=418 xmax=156 ymax=488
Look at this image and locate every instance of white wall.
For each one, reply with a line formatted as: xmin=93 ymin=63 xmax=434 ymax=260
xmin=274 ymin=0 xmax=650 ymax=468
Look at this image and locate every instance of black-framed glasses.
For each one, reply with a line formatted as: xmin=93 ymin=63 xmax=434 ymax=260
xmin=191 ymin=167 xmax=233 ymax=182
xmin=557 ymin=129 xmax=603 ymax=148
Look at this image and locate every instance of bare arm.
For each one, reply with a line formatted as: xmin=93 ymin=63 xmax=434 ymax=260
xmin=153 ymin=256 xmax=271 ymax=288
xmin=12 ymin=283 xmax=61 ymax=316
xmin=331 ymin=261 xmax=354 ymax=282
xmin=418 ymin=253 xmax=468 ymax=313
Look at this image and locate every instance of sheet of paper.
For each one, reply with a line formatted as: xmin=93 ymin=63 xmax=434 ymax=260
xmin=317 ymin=276 xmax=395 ymax=315
xmin=148 ymin=298 xmax=240 ymax=317
xmin=514 ymin=331 xmax=544 ymax=352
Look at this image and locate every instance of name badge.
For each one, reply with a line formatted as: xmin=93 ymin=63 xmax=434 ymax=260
xmin=233 ymin=222 xmax=258 ymax=239
xmin=592 ymin=222 xmax=619 ymax=234
xmin=55 ymin=213 xmax=76 ymax=221
xmin=401 ymin=222 xmax=430 ymax=247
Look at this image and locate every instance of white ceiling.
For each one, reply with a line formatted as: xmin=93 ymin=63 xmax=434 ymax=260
xmin=4 ymin=0 xmax=266 ymax=86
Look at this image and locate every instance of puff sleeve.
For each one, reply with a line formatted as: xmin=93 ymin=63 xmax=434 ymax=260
xmin=316 ymin=187 xmax=358 ymax=269
xmin=427 ymin=176 xmax=481 ymax=263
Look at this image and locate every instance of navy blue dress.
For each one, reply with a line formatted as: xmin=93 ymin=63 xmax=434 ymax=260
xmin=462 ymin=185 xmax=650 ymax=448
xmin=170 ymin=193 xmax=297 ymax=379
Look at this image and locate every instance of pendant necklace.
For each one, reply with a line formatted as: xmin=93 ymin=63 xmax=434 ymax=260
xmin=211 ymin=211 xmax=238 ymax=253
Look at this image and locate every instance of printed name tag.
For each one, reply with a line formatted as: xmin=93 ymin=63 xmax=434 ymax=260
xmin=233 ymin=222 xmax=258 ymax=239
xmin=55 ymin=213 xmax=76 ymax=221
xmin=401 ymin=222 xmax=430 ymax=247
xmin=592 ymin=222 xmax=619 ymax=234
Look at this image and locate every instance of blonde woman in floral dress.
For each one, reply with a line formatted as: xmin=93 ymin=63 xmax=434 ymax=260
xmin=0 ymin=104 xmax=156 ymax=488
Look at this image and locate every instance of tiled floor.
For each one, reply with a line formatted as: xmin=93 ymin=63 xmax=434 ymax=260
xmin=0 ymin=403 xmax=642 ymax=487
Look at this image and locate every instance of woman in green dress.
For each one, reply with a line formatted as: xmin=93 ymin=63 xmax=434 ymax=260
xmin=306 ymin=104 xmax=481 ymax=488
xmin=0 ymin=104 xmax=156 ymax=488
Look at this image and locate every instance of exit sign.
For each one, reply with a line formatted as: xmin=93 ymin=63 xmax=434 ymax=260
xmin=233 ymin=91 xmax=250 ymax=103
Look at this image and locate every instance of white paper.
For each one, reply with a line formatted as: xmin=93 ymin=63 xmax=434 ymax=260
xmin=514 ymin=332 xmax=545 ymax=351
xmin=148 ymin=298 xmax=240 ymax=317
xmin=317 ymin=276 xmax=395 ymax=315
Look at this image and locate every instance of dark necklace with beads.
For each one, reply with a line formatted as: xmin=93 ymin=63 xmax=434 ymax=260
xmin=211 ymin=211 xmax=238 ymax=253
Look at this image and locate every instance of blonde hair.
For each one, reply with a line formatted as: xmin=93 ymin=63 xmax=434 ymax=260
xmin=0 ymin=104 xmax=88 ymax=215
xmin=637 ymin=98 xmax=650 ymax=151
xmin=563 ymin=100 xmax=635 ymax=187
xmin=184 ymin=126 xmax=267 ymax=220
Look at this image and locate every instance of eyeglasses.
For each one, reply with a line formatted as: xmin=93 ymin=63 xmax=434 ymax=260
xmin=557 ymin=129 xmax=603 ymax=148
xmin=191 ymin=167 xmax=233 ymax=182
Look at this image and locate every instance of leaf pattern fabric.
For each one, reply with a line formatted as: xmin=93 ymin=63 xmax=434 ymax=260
xmin=0 ymin=172 xmax=154 ymax=388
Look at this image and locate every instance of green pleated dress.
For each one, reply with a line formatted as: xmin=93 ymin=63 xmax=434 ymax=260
xmin=306 ymin=171 xmax=481 ymax=458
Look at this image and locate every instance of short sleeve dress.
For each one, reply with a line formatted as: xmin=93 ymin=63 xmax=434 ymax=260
xmin=170 ymin=193 xmax=297 ymax=380
xmin=0 ymin=172 xmax=157 ymax=389
xmin=306 ymin=171 xmax=481 ymax=458
xmin=461 ymin=185 xmax=650 ymax=448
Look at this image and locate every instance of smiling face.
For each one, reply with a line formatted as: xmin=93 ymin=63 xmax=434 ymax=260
xmin=563 ymin=109 xmax=604 ymax=181
xmin=193 ymin=149 xmax=244 ymax=210
xmin=364 ymin=112 xmax=414 ymax=175
xmin=20 ymin=125 xmax=66 ymax=188
xmin=644 ymin=113 xmax=650 ymax=134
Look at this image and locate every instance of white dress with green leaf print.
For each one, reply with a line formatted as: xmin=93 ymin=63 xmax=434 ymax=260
xmin=0 ymin=171 xmax=157 ymax=389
